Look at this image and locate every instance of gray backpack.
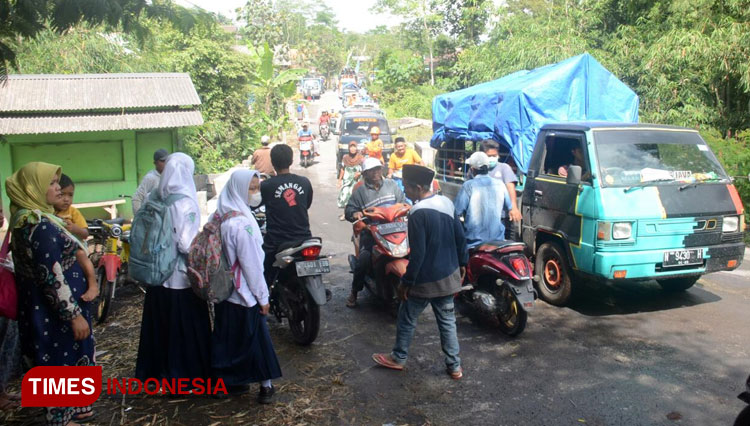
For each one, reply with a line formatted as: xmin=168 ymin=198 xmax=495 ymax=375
xmin=128 ymin=192 xmax=186 ymax=286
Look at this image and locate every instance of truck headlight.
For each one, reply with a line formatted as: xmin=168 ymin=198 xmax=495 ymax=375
xmin=612 ymin=222 xmax=632 ymax=240
xmin=723 ymin=216 xmax=739 ymax=233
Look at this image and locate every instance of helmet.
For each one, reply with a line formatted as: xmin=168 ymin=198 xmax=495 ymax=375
xmin=370 ymin=126 xmax=381 ymax=135
xmin=260 ymin=135 xmax=271 ymax=145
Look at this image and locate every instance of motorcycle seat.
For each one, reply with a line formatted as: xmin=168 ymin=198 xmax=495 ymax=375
xmin=473 ymin=240 xmax=526 ymax=253
xmin=103 ymin=218 xmax=126 ymax=225
xmin=276 ymin=237 xmax=322 ymax=253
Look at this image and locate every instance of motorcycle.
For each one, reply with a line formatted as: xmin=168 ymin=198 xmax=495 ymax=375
xmin=319 ymin=123 xmax=330 ymax=141
xmin=457 ymin=240 xmax=536 ymax=336
xmin=269 ymin=238 xmax=330 ymax=345
xmin=87 ymin=217 xmax=140 ymax=324
xmin=299 ymin=134 xmax=314 ymax=168
xmin=736 ymin=375 xmax=750 ymax=426
xmin=350 ymin=203 xmax=411 ymax=314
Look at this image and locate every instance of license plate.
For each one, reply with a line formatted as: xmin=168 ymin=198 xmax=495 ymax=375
xmin=377 ymin=222 xmax=407 ymax=235
xmin=663 ymin=248 xmax=703 ymax=267
xmin=295 ymin=259 xmax=330 ymax=277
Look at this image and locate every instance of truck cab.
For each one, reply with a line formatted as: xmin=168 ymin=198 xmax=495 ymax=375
xmin=522 ymin=123 xmax=746 ymax=305
xmin=336 ymin=111 xmax=393 ymax=173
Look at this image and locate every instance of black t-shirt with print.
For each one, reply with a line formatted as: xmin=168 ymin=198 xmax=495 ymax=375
xmin=260 ymin=173 xmax=314 ymax=250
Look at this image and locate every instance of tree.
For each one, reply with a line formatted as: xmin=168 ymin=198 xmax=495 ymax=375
xmin=374 ymin=0 xmax=444 ymax=86
xmin=0 ymin=0 xmax=206 ymax=74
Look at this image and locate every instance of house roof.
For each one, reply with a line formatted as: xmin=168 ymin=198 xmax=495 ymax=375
xmin=0 ymin=110 xmax=204 ymax=135
xmin=0 ymin=73 xmax=204 ymax=134
xmin=0 ymin=73 xmax=202 ymax=112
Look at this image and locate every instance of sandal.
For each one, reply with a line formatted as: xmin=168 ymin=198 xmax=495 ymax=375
xmin=372 ymin=353 xmax=404 ymax=371
xmin=346 ymin=292 xmax=357 ymax=308
xmin=447 ymin=366 xmax=463 ymax=380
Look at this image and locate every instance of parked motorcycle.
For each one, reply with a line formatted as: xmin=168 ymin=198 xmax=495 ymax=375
xmin=87 ymin=217 xmax=138 ymax=324
xmin=736 ymin=375 xmax=750 ymax=426
xmin=299 ymin=134 xmax=314 ymax=168
xmin=269 ymin=238 xmax=330 ymax=345
xmin=457 ymin=240 xmax=536 ymax=336
xmin=319 ymin=123 xmax=330 ymax=141
xmin=350 ymin=203 xmax=411 ymax=314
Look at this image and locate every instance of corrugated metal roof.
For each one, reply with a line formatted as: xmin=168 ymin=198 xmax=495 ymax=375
xmin=0 ymin=110 xmax=204 ymax=135
xmin=0 ymin=73 xmax=202 ymax=112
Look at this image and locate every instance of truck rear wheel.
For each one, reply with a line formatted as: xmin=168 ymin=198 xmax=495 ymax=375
xmin=535 ymin=241 xmax=573 ymax=306
xmin=657 ymin=276 xmax=699 ymax=292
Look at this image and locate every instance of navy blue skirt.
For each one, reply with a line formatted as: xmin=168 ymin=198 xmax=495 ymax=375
xmin=135 ymin=286 xmax=211 ymax=381
xmin=211 ymin=301 xmax=282 ymax=386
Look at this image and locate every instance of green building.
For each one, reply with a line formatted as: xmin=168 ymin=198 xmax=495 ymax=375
xmin=0 ymin=73 xmax=203 ymax=219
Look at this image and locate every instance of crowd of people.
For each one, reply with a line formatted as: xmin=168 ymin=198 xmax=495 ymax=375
xmin=0 ymin=118 xmax=520 ymax=424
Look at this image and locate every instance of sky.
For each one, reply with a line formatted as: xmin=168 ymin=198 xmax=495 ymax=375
xmin=174 ymin=0 xmax=401 ymax=33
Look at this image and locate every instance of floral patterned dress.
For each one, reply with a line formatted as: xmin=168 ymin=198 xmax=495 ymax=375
xmin=337 ymin=163 xmax=362 ymax=208
xmin=11 ymin=217 xmax=94 ymax=426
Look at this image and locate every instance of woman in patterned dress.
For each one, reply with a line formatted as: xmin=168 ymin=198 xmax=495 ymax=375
xmin=5 ymin=162 xmax=95 ymax=426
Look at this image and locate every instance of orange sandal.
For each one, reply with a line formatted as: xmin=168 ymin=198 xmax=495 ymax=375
xmin=448 ymin=367 xmax=463 ymax=380
xmin=372 ymin=353 xmax=404 ymax=370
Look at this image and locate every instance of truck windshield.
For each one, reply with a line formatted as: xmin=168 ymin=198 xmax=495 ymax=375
xmin=593 ymin=129 xmax=729 ymax=187
xmin=342 ymin=117 xmax=390 ymax=136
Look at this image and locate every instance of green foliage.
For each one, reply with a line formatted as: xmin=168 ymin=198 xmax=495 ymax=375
xmin=702 ymin=129 xmax=750 ymax=221
xmin=375 ymin=85 xmax=443 ymax=119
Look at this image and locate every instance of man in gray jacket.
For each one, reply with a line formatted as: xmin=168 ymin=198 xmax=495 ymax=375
xmin=345 ymin=157 xmax=405 ymax=307
xmin=132 ymin=149 xmax=168 ymax=214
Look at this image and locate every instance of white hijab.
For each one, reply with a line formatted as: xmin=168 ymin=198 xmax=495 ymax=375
xmin=216 ymin=169 xmax=260 ymax=219
xmin=158 ymin=152 xmax=198 ymax=201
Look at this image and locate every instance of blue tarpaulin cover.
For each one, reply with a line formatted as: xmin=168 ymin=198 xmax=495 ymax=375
xmin=430 ymin=53 xmax=639 ymax=172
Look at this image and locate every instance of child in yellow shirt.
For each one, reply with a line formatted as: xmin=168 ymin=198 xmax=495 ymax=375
xmin=54 ymin=174 xmax=98 ymax=302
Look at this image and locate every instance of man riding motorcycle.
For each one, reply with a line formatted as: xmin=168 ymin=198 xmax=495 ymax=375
xmin=298 ymin=121 xmax=319 ymax=157
xmin=319 ymin=111 xmax=330 ymax=125
xmin=345 ymin=157 xmax=406 ymax=308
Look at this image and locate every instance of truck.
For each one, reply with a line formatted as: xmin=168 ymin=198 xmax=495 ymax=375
xmin=430 ymin=53 xmax=745 ymax=306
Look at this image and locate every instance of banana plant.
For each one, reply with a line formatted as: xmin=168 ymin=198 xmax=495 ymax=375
xmin=249 ymin=42 xmax=307 ymax=116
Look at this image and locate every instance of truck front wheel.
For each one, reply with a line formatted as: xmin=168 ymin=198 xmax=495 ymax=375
xmin=657 ymin=276 xmax=699 ymax=292
xmin=535 ymin=241 xmax=573 ymax=306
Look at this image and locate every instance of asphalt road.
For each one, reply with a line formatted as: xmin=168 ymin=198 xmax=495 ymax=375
xmin=296 ymin=91 xmax=750 ymax=425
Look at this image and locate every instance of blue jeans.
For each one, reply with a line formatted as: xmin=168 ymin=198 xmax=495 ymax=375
xmin=391 ymin=295 xmax=461 ymax=372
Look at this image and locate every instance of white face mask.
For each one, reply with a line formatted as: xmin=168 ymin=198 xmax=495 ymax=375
xmin=488 ymin=156 xmax=499 ymax=168
xmin=248 ymin=191 xmax=262 ymax=208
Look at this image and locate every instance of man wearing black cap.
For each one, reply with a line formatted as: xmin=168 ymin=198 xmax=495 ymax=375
xmin=372 ymin=164 xmax=468 ymax=380
xmin=132 ymin=148 xmax=168 ymax=214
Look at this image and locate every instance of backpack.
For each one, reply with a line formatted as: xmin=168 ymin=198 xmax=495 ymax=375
xmin=187 ymin=211 xmax=242 ymax=303
xmin=128 ymin=192 xmax=187 ymax=286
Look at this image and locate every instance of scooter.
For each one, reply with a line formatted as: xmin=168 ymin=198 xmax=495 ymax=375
xmin=458 ymin=240 xmax=536 ymax=336
xmin=736 ymin=375 xmax=750 ymax=426
xmin=350 ymin=203 xmax=411 ymax=314
xmin=269 ymin=238 xmax=330 ymax=345
xmin=299 ymin=134 xmax=314 ymax=168
xmin=319 ymin=123 xmax=330 ymax=141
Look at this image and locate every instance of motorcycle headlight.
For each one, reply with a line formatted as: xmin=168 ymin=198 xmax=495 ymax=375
xmin=612 ymin=222 xmax=632 ymax=240
xmin=723 ymin=216 xmax=739 ymax=233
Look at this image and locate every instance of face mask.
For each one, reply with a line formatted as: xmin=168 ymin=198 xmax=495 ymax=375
xmin=488 ymin=156 xmax=499 ymax=168
xmin=248 ymin=191 xmax=262 ymax=208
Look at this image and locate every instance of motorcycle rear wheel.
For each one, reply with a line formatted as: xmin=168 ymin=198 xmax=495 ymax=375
xmin=496 ymin=285 xmax=527 ymax=337
xmin=287 ymin=285 xmax=321 ymax=345
xmin=92 ymin=267 xmax=114 ymax=324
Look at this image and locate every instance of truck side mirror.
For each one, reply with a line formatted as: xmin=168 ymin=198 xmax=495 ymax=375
xmin=566 ymin=165 xmax=582 ymax=185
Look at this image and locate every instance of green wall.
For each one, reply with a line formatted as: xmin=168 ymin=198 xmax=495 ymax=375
xmin=1 ymin=129 xmax=175 ymax=220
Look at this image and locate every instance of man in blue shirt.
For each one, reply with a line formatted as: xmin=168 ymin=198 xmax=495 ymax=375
xmin=297 ymin=122 xmax=318 ymax=156
xmin=372 ymin=164 xmax=468 ymax=380
xmin=455 ymin=152 xmax=512 ymax=247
